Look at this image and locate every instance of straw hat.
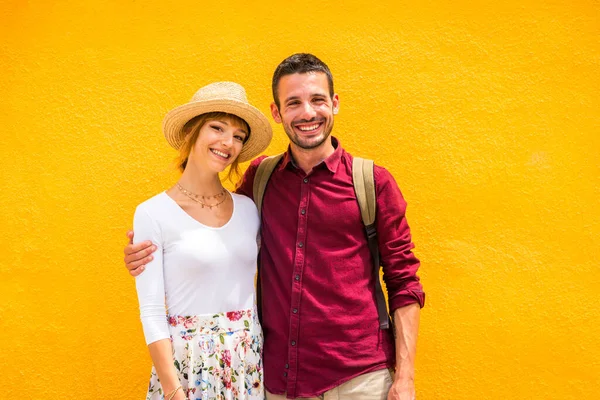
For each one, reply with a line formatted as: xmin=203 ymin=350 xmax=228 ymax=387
xmin=163 ymin=82 xmax=272 ymax=163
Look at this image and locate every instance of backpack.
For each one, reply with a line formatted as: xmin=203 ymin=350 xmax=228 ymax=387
xmin=252 ymin=154 xmax=391 ymax=330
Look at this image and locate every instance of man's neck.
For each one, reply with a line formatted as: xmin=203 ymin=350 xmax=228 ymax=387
xmin=289 ymin=137 xmax=335 ymax=174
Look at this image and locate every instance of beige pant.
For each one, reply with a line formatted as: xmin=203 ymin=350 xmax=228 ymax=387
xmin=266 ymin=368 xmax=393 ymax=400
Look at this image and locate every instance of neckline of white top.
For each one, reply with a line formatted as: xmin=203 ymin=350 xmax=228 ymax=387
xmin=161 ymin=190 xmax=236 ymax=230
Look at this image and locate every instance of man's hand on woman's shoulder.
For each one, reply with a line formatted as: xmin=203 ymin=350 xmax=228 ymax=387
xmin=124 ymin=230 xmax=156 ymax=277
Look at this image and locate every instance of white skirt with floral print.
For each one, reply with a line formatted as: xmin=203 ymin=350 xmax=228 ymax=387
xmin=146 ymin=307 xmax=264 ymax=400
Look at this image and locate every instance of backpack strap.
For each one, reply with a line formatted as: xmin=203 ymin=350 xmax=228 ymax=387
xmin=253 ymin=153 xmax=284 ymax=324
xmin=352 ymin=157 xmax=391 ymax=330
xmin=253 ymin=154 xmax=285 ymax=218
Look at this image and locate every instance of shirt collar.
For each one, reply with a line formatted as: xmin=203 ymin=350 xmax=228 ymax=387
xmin=279 ymin=136 xmax=343 ymax=174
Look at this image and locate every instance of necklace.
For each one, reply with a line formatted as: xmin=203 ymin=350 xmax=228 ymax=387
xmin=176 ymin=183 xmax=228 ymax=210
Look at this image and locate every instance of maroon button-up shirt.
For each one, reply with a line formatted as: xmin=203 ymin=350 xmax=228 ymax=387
xmin=237 ymin=138 xmax=424 ymax=398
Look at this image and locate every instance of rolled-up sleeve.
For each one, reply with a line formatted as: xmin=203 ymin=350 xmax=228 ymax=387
xmin=133 ymin=206 xmax=169 ymax=345
xmin=374 ymin=166 xmax=425 ymax=311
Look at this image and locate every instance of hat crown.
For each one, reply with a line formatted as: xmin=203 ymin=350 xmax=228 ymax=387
xmin=191 ymin=81 xmax=249 ymax=104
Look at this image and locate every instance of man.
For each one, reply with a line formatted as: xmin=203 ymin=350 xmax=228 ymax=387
xmin=125 ymin=53 xmax=425 ymax=400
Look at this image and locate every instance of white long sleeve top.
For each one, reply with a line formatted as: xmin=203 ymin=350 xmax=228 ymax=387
xmin=133 ymin=191 xmax=259 ymax=345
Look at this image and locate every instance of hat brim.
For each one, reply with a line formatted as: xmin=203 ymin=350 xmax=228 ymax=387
xmin=163 ymin=99 xmax=273 ymax=163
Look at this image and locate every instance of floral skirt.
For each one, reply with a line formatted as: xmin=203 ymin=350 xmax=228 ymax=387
xmin=146 ymin=308 xmax=264 ymax=400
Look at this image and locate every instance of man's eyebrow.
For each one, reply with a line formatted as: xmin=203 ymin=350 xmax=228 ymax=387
xmin=283 ymin=95 xmax=301 ymax=103
xmin=284 ymin=93 xmax=328 ymax=103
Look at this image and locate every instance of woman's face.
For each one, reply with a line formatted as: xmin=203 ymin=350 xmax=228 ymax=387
xmin=187 ymin=116 xmax=248 ymax=173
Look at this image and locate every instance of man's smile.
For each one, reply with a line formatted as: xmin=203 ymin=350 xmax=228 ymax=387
xmin=293 ymin=120 xmax=324 ymax=134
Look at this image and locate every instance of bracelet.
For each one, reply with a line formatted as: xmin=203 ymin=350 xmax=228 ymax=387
xmin=166 ymin=385 xmax=182 ymax=400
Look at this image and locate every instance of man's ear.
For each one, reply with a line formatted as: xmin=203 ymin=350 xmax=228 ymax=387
xmin=332 ymin=93 xmax=340 ymax=115
xmin=270 ymin=102 xmax=282 ymax=124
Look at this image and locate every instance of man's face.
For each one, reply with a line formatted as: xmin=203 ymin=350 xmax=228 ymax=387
xmin=270 ymin=72 xmax=339 ymax=151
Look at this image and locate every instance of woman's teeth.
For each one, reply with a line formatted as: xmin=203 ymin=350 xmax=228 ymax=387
xmin=211 ymin=149 xmax=229 ymax=158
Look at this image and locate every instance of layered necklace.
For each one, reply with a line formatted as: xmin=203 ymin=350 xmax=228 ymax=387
xmin=176 ymin=182 xmax=228 ymax=210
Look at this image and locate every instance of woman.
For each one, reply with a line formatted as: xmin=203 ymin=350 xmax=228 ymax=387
xmin=133 ymin=82 xmax=272 ymax=400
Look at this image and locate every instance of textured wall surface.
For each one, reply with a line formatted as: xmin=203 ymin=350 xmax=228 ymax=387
xmin=1 ymin=0 xmax=599 ymax=399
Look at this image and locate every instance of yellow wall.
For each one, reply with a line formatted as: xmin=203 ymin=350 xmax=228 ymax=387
xmin=2 ymin=0 xmax=598 ymax=398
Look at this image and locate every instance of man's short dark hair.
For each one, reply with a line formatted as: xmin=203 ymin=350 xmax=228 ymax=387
xmin=272 ymin=53 xmax=334 ymax=108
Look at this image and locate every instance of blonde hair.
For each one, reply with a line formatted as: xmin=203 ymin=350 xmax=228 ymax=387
xmin=175 ymin=112 xmax=250 ymax=182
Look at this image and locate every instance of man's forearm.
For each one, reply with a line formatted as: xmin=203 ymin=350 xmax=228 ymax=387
xmin=392 ymin=303 xmax=421 ymax=381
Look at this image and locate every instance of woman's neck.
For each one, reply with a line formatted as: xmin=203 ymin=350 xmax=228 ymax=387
xmin=177 ymin=165 xmax=223 ymax=196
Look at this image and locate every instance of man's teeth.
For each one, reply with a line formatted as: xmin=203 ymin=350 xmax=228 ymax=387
xmin=297 ymin=124 xmax=320 ymax=131
xmin=211 ymin=149 xmax=229 ymax=158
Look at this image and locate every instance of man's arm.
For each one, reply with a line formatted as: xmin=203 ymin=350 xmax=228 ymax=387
xmin=388 ymin=303 xmax=420 ymax=400
xmin=372 ymin=166 xmax=424 ymax=400
xmin=374 ymin=166 xmax=425 ymax=309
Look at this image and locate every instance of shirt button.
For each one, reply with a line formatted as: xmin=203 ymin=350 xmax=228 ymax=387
xmin=301 ymin=209 xmax=306 ymax=215
xmin=303 ymin=178 xmax=309 ymax=183
xmin=284 ymin=372 xmax=288 ymax=377
xmin=291 ymin=340 xmax=296 ymax=346
xmin=298 ymin=242 xmax=304 ymax=248
xmin=292 ymin=308 xmax=298 ymax=314
xmin=294 ymin=275 xmax=300 ymax=281
xmin=285 ymin=363 xmax=289 ymax=369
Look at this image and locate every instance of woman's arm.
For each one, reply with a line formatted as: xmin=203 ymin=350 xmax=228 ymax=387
xmin=148 ymin=339 xmax=184 ymax=398
xmin=133 ymin=205 xmax=182 ymax=399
